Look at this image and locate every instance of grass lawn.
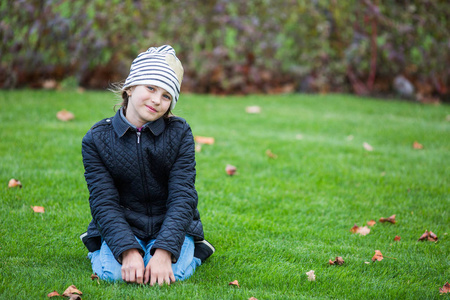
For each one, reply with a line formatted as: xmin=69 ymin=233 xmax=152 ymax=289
xmin=0 ymin=90 xmax=448 ymax=299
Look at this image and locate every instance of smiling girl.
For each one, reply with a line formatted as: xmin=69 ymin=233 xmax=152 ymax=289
xmin=80 ymin=45 xmax=214 ymax=286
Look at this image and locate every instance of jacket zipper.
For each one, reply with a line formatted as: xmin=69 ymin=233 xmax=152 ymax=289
xmin=136 ymin=129 xmax=152 ymax=236
xmin=137 ymin=131 xmax=141 ymax=143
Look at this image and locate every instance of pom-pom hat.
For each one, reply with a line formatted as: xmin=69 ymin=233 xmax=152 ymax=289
xmin=123 ymin=45 xmax=184 ymax=110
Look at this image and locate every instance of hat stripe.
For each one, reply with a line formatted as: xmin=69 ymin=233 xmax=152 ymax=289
xmin=123 ymin=45 xmax=183 ymax=110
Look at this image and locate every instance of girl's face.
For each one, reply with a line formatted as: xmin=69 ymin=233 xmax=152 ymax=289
xmin=125 ymin=85 xmax=172 ymax=127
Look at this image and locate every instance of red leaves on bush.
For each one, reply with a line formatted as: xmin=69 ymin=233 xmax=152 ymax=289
xmin=418 ymin=230 xmax=438 ymax=242
xmin=379 ymin=215 xmax=396 ymax=224
xmin=329 ymin=257 xmax=345 ymax=265
xmin=229 ymin=280 xmax=240 ymax=287
xmin=8 ymin=178 xmax=22 ymax=188
xmin=440 ymin=282 xmax=450 ymax=294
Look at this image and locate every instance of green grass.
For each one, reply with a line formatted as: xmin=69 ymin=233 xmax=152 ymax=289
xmin=0 ymin=90 xmax=449 ymax=299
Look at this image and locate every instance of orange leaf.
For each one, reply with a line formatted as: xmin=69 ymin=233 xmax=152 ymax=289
xmin=351 ymin=224 xmax=370 ymax=236
xmin=350 ymin=224 xmax=359 ymax=233
xmin=225 ymin=164 xmax=237 ymax=176
xmin=47 ymin=291 xmax=60 ymax=297
xmin=91 ymin=274 xmax=100 ymax=284
xmin=265 ymin=149 xmax=278 ymax=159
xmin=394 ymin=236 xmax=401 ymax=241
xmin=372 ymin=250 xmax=384 ymax=262
xmin=56 ymin=110 xmax=75 ymax=122
xmin=229 ymin=280 xmax=240 ymax=287
xmin=249 ymin=297 xmax=259 ymax=300
xmin=412 ymin=141 xmax=424 ymax=149
xmin=62 ymin=285 xmax=82 ymax=297
xmin=440 ymin=282 xmax=450 ymax=294
xmin=194 ymin=136 xmax=215 ymax=145
xmin=379 ymin=214 xmax=396 ymax=224
xmin=367 ymin=220 xmax=376 ymax=226
xmin=329 ymin=256 xmax=344 ymax=265
xmin=418 ymin=230 xmax=438 ymax=242
xmin=8 ymin=178 xmax=22 ymax=188
xmin=31 ymin=206 xmax=45 ymax=213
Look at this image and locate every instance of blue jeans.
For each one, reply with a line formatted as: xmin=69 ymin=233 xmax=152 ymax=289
xmin=88 ymin=235 xmax=201 ymax=282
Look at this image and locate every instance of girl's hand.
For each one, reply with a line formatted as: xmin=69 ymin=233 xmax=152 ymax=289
xmin=145 ymin=249 xmax=175 ymax=286
xmin=121 ymin=249 xmax=145 ymax=283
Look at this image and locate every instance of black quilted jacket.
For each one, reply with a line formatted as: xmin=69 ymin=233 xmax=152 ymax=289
xmin=81 ymin=109 xmax=204 ymax=263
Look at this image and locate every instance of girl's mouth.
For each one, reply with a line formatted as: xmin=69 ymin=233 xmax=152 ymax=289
xmin=146 ymin=105 xmax=157 ymax=113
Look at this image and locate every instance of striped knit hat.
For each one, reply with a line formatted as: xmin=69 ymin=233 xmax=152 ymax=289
xmin=123 ymin=45 xmax=184 ymax=110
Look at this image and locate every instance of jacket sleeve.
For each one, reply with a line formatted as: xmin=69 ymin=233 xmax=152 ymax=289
xmin=150 ymin=123 xmax=197 ymax=262
xmin=82 ymin=129 xmax=143 ymax=263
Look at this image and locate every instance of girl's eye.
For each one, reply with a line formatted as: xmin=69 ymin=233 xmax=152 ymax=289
xmin=163 ymin=94 xmax=172 ymax=100
xmin=147 ymin=86 xmax=155 ymax=91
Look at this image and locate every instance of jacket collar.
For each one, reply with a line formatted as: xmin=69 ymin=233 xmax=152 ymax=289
xmin=112 ymin=108 xmax=166 ymax=137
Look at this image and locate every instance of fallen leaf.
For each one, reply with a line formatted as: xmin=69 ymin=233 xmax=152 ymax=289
xmin=245 ymin=106 xmax=261 ymax=114
xmin=295 ymin=134 xmax=304 ymax=140
xmin=56 ymin=109 xmax=75 ymax=122
xmin=440 ymin=282 xmax=450 ymax=294
xmin=394 ymin=236 xmax=401 ymax=241
xmin=68 ymin=295 xmax=81 ymax=300
xmin=31 ymin=206 xmax=45 ymax=213
xmin=372 ymin=250 xmax=384 ymax=262
xmin=379 ymin=214 xmax=396 ymax=224
xmin=350 ymin=224 xmax=370 ymax=236
xmin=329 ymin=256 xmax=345 ymax=265
xmin=91 ymin=274 xmax=100 ymax=284
xmin=265 ymin=149 xmax=278 ymax=159
xmin=418 ymin=230 xmax=438 ymax=242
xmin=363 ymin=142 xmax=373 ymax=151
xmin=364 ymin=262 xmax=371 ymax=264
xmin=47 ymin=291 xmax=60 ymax=297
xmin=305 ymin=270 xmax=315 ymax=281
xmin=62 ymin=285 xmax=82 ymax=297
xmin=195 ymin=144 xmax=202 ymax=152
xmin=194 ymin=136 xmax=215 ymax=145
xmin=346 ymin=135 xmax=354 ymax=141
xmin=225 ymin=164 xmax=237 ymax=176
xmin=413 ymin=141 xmax=424 ymax=149
xmin=367 ymin=220 xmax=376 ymax=226
xmin=8 ymin=178 xmax=22 ymax=188
xmin=248 ymin=297 xmax=259 ymax=300
xmin=229 ymin=280 xmax=240 ymax=287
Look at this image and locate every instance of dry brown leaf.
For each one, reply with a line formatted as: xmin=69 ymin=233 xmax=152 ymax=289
xmin=363 ymin=142 xmax=373 ymax=151
xmin=194 ymin=136 xmax=215 ymax=145
xmin=350 ymin=224 xmax=359 ymax=233
xmin=440 ymin=282 xmax=450 ymax=294
xmin=56 ymin=110 xmax=75 ymax=122
xmin=245 ymin=106 xmax=261 ymax=114
xmin=229 ymin=280 xmax=240 ymax=287
xmin=91 ymin=274 xmax=100 ymax=284
xmin=62 ymin=285 xmax=82 ymax=297
xmin=265 ymin=149 xmax=278 ymax=159
xmin=372 ymin=250 xmax=384 ymax=262
xmin=8 ymin=178 xmax=22 ymax=188
xmin=31 ymin=206 xmax=45 ymax=213
xmin=195 ymin=144 xmax=202 ymax=152
xmin=394 ymin=236 xmax=401 ymax=241
xmin=225 ymin=164 xmax=237 ymax=176
xmin=367 ymin=220 xmax=376 ymax=226
xmin=329 ymin=256 xmax=345 ymax=265
xmin=68 ymin=295 xmax=82 ymax=300
xmin=379 ymin=214 xmax=396 ymax=224
xmin=47 ymin=291 xmax=60 ymax=297
xmin=413 ymin=141 xmax=424 ymax=149
xmin=418 ymin=230 xmax=438 ymax=242
xmin=248 ymin=297 xmax=259 ymax=300
xmin=306 ymin=270 xmax=316 ymax=281
xmin=350 ymin=224 xmax=370 ymax=236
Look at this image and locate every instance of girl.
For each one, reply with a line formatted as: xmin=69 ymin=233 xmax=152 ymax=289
xmin=80 ymin=45 xmax=214 ymax=286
